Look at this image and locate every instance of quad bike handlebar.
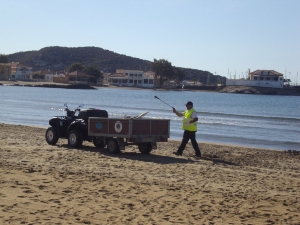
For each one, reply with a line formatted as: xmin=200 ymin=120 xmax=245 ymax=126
xmin=63 ymin=103 xmax=84 ymax=117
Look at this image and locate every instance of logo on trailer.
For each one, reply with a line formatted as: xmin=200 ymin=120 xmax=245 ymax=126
xmin=96 ymin=123 xmax=103 ymax=130
xmin=115 ymin=121 xmax=122 ymax=133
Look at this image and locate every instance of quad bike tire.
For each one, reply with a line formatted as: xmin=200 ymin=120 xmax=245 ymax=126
xmin=45 ymin=127 xmax=59 ymax=145
xmin=68 ymin=130 xmax=83 ymax=148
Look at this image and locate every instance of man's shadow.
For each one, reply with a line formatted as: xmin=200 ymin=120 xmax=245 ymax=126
xmin=58 ymin=144 xmax=239 ymax=166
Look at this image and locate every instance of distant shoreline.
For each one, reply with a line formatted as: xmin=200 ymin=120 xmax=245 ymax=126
xmin=0 ymin=81 xmax=96 ymax=90
xmin=1 ymin=81 xmax=299 ymax=95
xmin=0 ymin=80 xmax=217 ymax=92
xmin=219 ymin=85 xmax=300 ymax=96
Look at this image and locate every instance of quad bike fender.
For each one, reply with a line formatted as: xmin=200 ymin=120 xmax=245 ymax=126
xmin=49 ymin=117 xmax=62 ymax=127
xmin=67 ymin=120 xmax=88 ymax=138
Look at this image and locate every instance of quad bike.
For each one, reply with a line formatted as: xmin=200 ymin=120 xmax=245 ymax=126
xmin=45 ymin=103 xmax=108 ymax=147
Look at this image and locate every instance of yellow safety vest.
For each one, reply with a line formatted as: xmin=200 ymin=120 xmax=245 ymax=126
xmin=182 ymin=108 xmax=197 ymax=131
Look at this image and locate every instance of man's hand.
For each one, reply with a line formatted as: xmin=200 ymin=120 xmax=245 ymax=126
xmin=189 ymin=118 xmax=198 ymax=123
xmin=173 ymin=108 xmax=183 ymax=117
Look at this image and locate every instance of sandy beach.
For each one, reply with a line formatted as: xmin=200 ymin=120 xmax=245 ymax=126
xmin=0 ymin=123 xmax=299 ymax=224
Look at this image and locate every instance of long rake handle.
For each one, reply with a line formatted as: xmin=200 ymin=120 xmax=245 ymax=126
xmin=154 ymin=96 xmax=173 ymax=108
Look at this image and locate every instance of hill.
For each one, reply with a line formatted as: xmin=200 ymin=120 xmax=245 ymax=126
xmin=7 ymin=46 xmax=225 ymax=84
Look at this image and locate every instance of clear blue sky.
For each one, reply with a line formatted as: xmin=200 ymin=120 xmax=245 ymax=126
xmin=1 ymin=0 xmax=299 ymax=82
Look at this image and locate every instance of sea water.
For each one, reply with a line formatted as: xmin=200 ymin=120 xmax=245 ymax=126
xmin=0 ymin=85 xmax=299 ymax=151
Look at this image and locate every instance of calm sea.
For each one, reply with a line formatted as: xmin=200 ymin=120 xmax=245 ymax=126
xmin=1 ymin=85 xmax=299 ymax=151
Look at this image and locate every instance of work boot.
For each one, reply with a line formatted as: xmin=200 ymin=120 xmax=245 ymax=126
xmin=173 ymin=151 xmax=182 ymax=156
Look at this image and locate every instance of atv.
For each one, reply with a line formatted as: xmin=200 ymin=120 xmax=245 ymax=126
xmin=45 ymin=103 xmax=108 ymax=148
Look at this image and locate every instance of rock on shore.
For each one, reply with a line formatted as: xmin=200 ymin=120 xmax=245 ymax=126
xmin=218 ymin=86 xmax=300 ymax=96
xmin=0 ymin=82 xmax=96 ymax=89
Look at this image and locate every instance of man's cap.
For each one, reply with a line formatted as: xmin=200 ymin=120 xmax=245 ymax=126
xmin=186 ymin=101 xmax=193 ymax=106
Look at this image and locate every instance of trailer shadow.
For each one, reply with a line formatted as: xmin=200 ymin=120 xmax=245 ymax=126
xmin=103 ymin=151 xmax=239 ymax=166
xmin=108 ymin=152 xmax=196 ymax=164
xmin=60 ymin=144 xmax=238 ymax=166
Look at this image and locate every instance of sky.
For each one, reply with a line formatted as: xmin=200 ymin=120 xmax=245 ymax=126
xmin=1 ymin=0 xmax=299 ymax=82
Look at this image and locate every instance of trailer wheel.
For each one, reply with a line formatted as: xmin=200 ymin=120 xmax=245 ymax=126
xmin=107 ymin=138 xmax=120 ymax=154
xmin=45 ymin=127 xmax=59 ymax=145
xmin=138 ymin=143 xmax=152 ymax=154
xmin=68 ymin=130 xmax=83 ymax=148
xmin=93 ymin=137 xmax=106 ymax=148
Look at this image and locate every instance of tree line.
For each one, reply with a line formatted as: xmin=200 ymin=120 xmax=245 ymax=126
xmin=67 ymin=59 xmax=185 ymax=86
xmin=0 ymin=54 xmax=8 ymax=63
xmin=67 ymin=62 xmax=103 ymax=83
xmin=1 ymin=52 xmax=198 ymax=86
xmin=152 ymin=59 xmax=185 ymax=86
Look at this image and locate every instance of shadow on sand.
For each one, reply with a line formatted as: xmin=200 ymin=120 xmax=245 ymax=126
xmin=58 ymin=144 xmax=239 ymax=166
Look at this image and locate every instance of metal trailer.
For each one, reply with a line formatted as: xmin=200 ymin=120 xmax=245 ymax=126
xmin=88 ymin=117 xmax=170 ymax=154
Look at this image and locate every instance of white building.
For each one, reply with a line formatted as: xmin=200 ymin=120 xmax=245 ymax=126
xmin=32 ymin=69 xmax=55 ymax=82
xmin=226 ymin=70 xmax=284 ymax=88
xmin=10 ymin=62 xmax=33 ymax=80
xmin=108 ymin=69 xmax=155 ymax=88
xmin=45 ymin=73 xmax=55 ymax=82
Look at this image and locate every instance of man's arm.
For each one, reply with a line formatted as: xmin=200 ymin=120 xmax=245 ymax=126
xmin=172 ymin=107 xmax=184 ymax=117
xmin=190 ymin=111 xmax=198 ymax=123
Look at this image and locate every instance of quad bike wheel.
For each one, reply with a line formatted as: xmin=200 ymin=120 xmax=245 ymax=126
xmin=68 ymin=130 xmax=83 ymax=148
xmin=45 ymin=127 xmax=59 ymax=145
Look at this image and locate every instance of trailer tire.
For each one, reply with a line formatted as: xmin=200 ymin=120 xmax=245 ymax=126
xmin=107 ymin=138 xmax=120 ymax=154
xmin=45 ymin=127 xmax=59 ymax=145
xmin=68 ymin=130 xmax=83 ymax=148
xmin=93 ymin=137 xmax=106 ymax=148
xmin=138 ymin=142 xmax=152 ymax=154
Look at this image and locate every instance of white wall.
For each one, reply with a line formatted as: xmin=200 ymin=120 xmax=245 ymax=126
xmin=226 ymin=79 xmax=283 ymax=88
xmin=45 ymin=74 xmax=54 ymax=82
xmin=110 ymin=70 xmax=154 ymax=88
xmin=12 ymin=68 xmax=32 ymax=80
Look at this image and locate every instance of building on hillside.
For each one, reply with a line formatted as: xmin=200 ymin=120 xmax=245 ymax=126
xmin=53 ymin=74 xmax=69 ymax=83
xmin=66 ymin=70 xmax=93 ymax=85
xmin=10 ymin=62 xmax=33 ymax=80
xmin=144 ymin=71 xmax=157 ymax=86
xmin=102 ymin=72 xmax=112 ymax=85
xmin=107 ymin=69 xmax=155 ymax=88
xmin=226 ymin=69 xmax=284 ymax=88
xmin=0 ymin=63 xmax=11 ymax=80
xmin=32 ymin=70 xmax=55 ymax=82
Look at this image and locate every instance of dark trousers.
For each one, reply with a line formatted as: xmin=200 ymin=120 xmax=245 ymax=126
xmin=177 ymin=130 xmax=201 ymax=156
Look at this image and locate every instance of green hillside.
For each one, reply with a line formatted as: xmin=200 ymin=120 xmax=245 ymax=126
xmin=7 ymin=46 xmax=225 ymax=84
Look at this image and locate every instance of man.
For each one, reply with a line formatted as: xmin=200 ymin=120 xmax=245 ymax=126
xmin=172 ymin=101 xmax=201 ymax=157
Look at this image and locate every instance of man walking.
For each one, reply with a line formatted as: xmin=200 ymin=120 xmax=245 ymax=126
xmin=172 ymin=101 xmax=201 ymax=157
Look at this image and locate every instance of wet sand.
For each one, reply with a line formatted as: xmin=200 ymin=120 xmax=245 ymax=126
xmin=0 ymin=123 xmax=299 ymax=224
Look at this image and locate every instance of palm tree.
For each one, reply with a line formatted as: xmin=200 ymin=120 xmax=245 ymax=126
xmin=192 ymin=78 xmax=198 ymax=85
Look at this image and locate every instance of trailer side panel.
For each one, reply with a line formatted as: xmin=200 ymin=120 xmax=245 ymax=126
xmin=88 ymin=118 xmax=170 ymax=139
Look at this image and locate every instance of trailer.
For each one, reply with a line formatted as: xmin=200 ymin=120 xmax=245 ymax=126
xmin=88 ymin=117 xmax=170 ymax=154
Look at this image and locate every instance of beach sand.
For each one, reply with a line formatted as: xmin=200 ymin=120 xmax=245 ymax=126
xmin=0 ymin=123 xmax=299 ymax=224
